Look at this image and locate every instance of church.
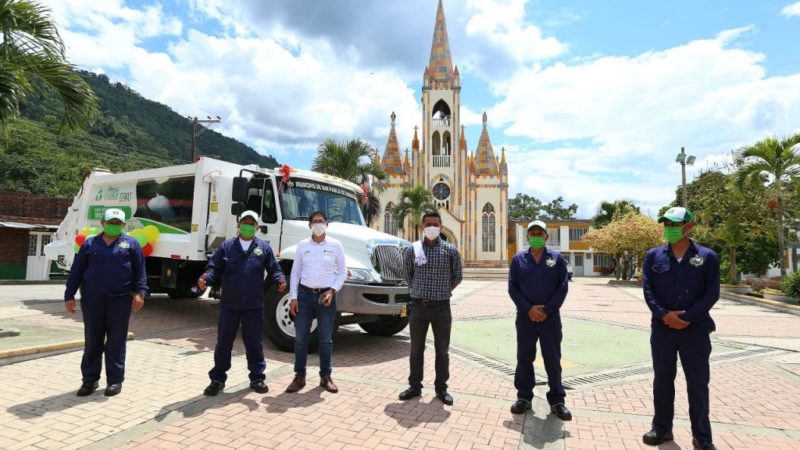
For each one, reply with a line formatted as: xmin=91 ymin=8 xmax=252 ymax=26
xmin=372 ymin=0 xmax=509 ymax=268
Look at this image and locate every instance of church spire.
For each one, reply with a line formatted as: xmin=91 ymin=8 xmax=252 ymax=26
xmin=474 ymin=112 xmax=499 ymax=176
xmin=381 ymin=112 xmax=405 ymax=176
xmin=427 ymin=0 xmax=454 ymax=85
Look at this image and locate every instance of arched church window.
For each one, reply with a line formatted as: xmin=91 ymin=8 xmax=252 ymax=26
xmin=432 ymin=99 xmax=451 ymax=118
xmin=384 ymin=202 xmax=397 ymax=236
xmin=482 ymin=203 xmax=496 ymax=252
xmin=432 ymin=131 xmax=441 ymax=156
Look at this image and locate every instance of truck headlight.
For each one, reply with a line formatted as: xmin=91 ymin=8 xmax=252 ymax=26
xmin=347 ymin=268 xmax=375 ymax=283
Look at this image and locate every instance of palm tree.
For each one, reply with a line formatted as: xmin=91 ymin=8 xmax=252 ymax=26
xmin=0 ymin=0 xmax=96 ymax=130
xmin=391 ymin=185 xmax=437 ymax=241
xmin=591 ymin=199 xmax=640 ymax=229
xmin=312 ymin=138 xmax=387 ymax=225
xmin=735 ymin=134 xmax=800 ymax=277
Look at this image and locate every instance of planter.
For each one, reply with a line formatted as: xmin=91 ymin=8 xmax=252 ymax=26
xmin=762 ymin=289 xmax=796 ymax=303
xmin=720 ymin=284 xmax=750 ymax=295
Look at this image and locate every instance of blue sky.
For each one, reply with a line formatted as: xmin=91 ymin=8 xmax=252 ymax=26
xmin=48 ymin=0 xmax=800 ymax=218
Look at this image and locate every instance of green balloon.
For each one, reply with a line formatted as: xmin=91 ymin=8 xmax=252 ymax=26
xmin=88 ymin=226 xmax=101 ymax=236
xmin=74 ymin=243 xmax=80 ymax=253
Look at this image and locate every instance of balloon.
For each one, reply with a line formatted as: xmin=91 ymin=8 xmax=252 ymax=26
xmin=88 ymin=226 xmax=101 ymax=236
xmin=74 ymin=243 xmax=81 ymax=253
xmin=80 ymin=226 xmax=91 ymax=235
xmin=143 ymin=225 xmax=160 ymax=243
xmin=142 ymin=243 xmax=154 ymax=257
xmin=75 ymin=233 xmax=87 ymax=246
xmin=130 ymin=229 xmax=149 ymax=247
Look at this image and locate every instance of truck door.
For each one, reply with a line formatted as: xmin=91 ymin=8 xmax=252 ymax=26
xmin=244 ymin=175 xmax=282 ymax=250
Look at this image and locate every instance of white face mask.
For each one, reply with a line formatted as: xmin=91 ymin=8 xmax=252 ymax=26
xmin=423 ymin=225 xmax=441 ymax=240
xmin=311 ymin=223 xmax=327 ymax=237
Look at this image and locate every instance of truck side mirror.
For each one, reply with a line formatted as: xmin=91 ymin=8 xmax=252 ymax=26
xmin=231 ymin=202 xmax=245 ymax=216
xmin=232 ymin=177 xmax=248 ymax=202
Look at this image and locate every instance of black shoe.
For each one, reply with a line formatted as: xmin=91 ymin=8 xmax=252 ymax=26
xmin=692 ymin=439 xmax=716 ymax=450
xmin=436 ymin=392 xmax=454 ymax=406
xmin=642 ymin=429 xmax=674 ymax=446
xmin=510 ymin=399 xmax=532 ymax=414
xmin=76 ymin=381 xmax=98 ymax=397
xmin=550 ymin=403 xmax=572 ymax=421
xmin=250 ymin=380 xmax=269 ymax=394
xmin=203 ymin=380 xmax=224 ymax=396
xmin=398 ymin=387 xmax=421 ymax=401
xmin=104 ymin=383 xmax=122 ymax=397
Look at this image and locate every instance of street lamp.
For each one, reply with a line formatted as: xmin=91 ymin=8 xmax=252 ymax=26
xmin=676 ymin=146 xmax=696 ymax=208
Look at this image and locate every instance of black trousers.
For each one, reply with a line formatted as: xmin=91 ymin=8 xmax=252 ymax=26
xmin=408 ymin=299 xmax=451 ymax=393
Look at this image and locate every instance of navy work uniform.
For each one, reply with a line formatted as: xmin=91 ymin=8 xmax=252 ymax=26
xmin=643 ymin=240 xmax=720 ymax=445
xmin=65 ymin=234 xmax=147 ymax=388
xmin=508 ymin=244 xmax=569 ymax=408
xmin=203 ymin=237 xmax=285 ymax=385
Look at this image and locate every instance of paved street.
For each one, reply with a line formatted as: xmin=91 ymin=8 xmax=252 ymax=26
xmin=0 ymin=278 xmax=799 ymax=449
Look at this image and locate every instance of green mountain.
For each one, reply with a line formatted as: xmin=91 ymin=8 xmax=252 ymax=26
xmin=0 ymin=71 xmax=279 ymax=198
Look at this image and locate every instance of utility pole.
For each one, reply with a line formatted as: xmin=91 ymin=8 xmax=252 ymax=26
xmin=188 ymin=115 xmax=222 ymax=162
xmin=675 ymin=146 xmax=696 ymax=208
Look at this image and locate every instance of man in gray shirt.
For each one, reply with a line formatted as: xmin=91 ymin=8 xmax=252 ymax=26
xmin=398 ymin=211 xmax=463 ymax=405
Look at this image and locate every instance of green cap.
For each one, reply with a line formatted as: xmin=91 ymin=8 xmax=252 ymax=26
xmin=658 ymin=206 xmax=693 ymax=223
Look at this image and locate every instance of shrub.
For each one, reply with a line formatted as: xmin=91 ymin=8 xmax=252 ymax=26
xmin=745 ymin=278 xmax=782 ymax=293
xmin=783 ymin=272 xmax=800 ymax=299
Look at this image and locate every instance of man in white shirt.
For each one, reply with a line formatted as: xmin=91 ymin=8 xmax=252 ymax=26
xmin=286 ymin=211 xmax=347 ymax=393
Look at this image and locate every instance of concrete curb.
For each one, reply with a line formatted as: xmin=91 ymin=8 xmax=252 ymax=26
xmin=0 ymin=280 xmax=66 ymax=285
xmin=0 ymin=331 xmax=134 ymax=360
xmin=721 ymin=291 xmax=800 ymax=316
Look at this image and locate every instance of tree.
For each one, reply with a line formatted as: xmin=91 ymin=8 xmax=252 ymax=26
xmin=312 ymin=138 xmax=387 ymax=226
xmin=592 ymin=200 xmax=640 ymax=229
xmin=582 ymin=213 xmax=662 ymax=280
xmin=391 ymin=185 xmax=437 ymax=241
xmin=542 ymin=196 xmax=578 ymax=220
xmin=0 ymin=0 xmax=96 ymax=130
xmin=508 ymin=193 xmax=578 ymax=221
xmin=734 ymin=134 xmax=800 ymax=277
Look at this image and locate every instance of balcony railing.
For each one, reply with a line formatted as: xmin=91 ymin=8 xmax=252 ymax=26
xmin=432 ymin=155 xmax=451 ymax=167
xmin=432 ymin=118 xmax=451 ymax=127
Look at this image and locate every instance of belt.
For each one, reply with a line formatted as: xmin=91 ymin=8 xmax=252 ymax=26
xmin=300 ymin=284 xmax=331 ymax=294
xmin=411 ymin=298 xmax=450 ymax=307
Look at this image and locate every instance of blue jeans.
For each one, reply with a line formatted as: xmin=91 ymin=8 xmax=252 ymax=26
xmin=294 ymin=288 xmax=337 ymax=378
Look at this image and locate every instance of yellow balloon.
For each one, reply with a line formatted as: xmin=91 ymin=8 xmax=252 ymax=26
xmin=143 ymin=225 xmax=160 ymax=243
xmin=80 ymin=226 xmax=91 ymax=235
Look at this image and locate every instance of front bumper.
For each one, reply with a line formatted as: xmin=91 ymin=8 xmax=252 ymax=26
xmin=337 ymin=282 xmax=410 ymax=315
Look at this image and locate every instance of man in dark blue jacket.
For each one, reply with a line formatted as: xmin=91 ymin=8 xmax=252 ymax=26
xmin=508 ymin=220 xmax=571 ymax=420
xmin=641 ymin=207 xmax=719 ymax=450
xmin=65 ymin=208 xmax=148 ymax=397
xmin=198 ymin=210 xmax=286 ymax=396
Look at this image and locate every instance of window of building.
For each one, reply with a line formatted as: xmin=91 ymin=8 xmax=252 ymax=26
xmin=594 ymin=253 xmax=614 ymax=267
xmin=482 ymin=203 xmax=495 ymax=252
xmin=569 ymin=227 xmax=588 ymax=241
xmin=40 ymin=235 xmax=52 ymax=256
xmin=384 ymin=202 xmax=397 ymax=236
xmin=27 ymin=234 xmax=38 ymax=257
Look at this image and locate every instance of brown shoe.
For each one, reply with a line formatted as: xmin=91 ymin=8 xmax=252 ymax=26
xmin=285 ymin=376 xmax=306 ymax=393
xmin=320 ymin=377 xmax=338 ymax=393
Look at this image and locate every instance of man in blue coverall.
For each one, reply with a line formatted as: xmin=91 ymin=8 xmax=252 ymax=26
xmin=508 ymin=220 xmax=572 ymax=420
xmin=642 ymin=207 xmax=719 ymax=450
xmin=65 ymin=208 xmax=147 ymax=397
xmin=198 ymin=210 xmax=286 ymax=396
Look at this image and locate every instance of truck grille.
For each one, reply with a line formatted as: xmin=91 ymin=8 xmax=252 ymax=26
xmin=373 ymin=245 xmax=407 ymax=281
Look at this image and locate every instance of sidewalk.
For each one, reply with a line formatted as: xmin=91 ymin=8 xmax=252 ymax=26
xmin=0 ymin=278 xmax=798 ymax=449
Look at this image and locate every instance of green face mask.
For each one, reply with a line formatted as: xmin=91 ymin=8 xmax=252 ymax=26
xmin=663 ymin=226 xmax=684 ymax=244
xmin=103 ymin=223 xmax=124 ymax=237
xmin=239 ymin=224 xmax=257 ymax=239
xmin=528 ymin=236 xmax=546 ymax=249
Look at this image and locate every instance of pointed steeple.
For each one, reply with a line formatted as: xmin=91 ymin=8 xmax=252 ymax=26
xmin=499 ymin=147 xmax=508 ymax=175
xmin=427 ymin=0 xmax=454 ymax=85
xmin=381 ymin=112 xmax=405 ymax=176
xmin=459 ymin=124 xmax=467 ymax=151
xmin=403 ymin=148 xmax=411 ymax=172
xmin=474 ymin=112 xmax=499 ymax=176
xmin=412 ymin=125 xmax=420 ymax=151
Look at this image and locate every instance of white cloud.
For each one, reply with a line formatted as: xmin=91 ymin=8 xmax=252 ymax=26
xmin=491 ymin=27 xmax=800 ymax=216
xmin=780 ymin=1 xmax=800 ymax=17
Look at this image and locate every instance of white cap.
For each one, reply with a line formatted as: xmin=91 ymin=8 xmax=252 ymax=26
xmin=103 ymin=208 xmax=127 ymax=222
xmin=527 ymin=220 xmax=547 ymax=233
xmin=239 ymin=210 xmax=260 ymax=223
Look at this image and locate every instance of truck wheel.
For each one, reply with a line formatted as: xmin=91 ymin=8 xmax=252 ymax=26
xmin=166 ymin=287 xmax=205 ymax=299
xmin=359 ymin=315 xmax=409 ymax=336
xmin=264 ymin=275 xmax=318 ymax=352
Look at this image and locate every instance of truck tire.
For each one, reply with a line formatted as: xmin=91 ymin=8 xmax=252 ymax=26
xmin=264 ymin=274 xmax=319 ymax=352
xmin=359 ymin=315 xmax=409 ymax=336
xmin=166 ymin=287 xmax=205 ymax=299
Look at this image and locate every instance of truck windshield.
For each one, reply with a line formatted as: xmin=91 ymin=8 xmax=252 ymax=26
xmin=280 ymin=179 xmax=365 ymax=225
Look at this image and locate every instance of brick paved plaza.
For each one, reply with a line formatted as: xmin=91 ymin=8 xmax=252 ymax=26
xmin=1 ymin=278 xmax=799 ymax=449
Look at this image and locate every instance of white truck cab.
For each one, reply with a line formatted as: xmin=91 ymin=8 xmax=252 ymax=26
xmin=46 ymin=157 xmax=411 ymax=350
